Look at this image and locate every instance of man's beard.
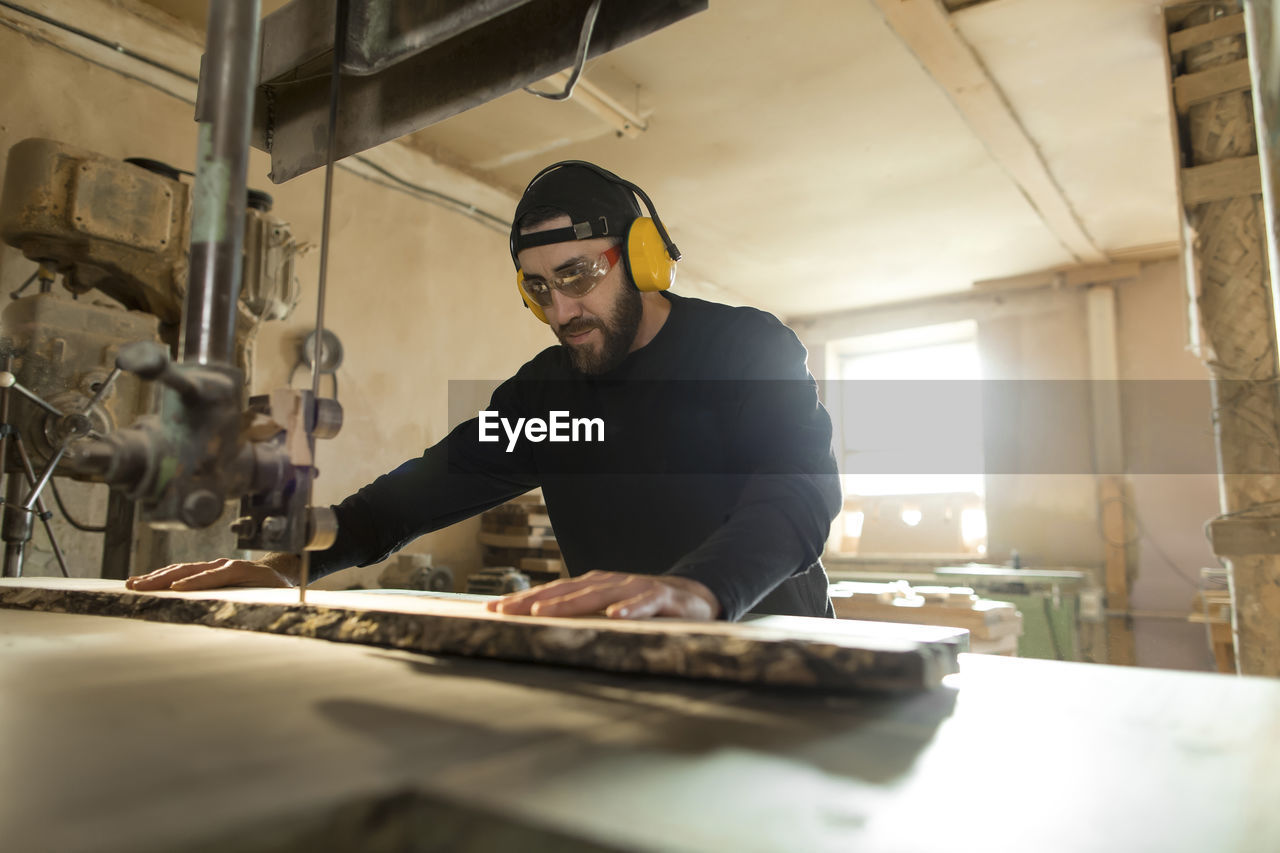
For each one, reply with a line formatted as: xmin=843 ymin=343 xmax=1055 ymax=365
xmin=556 ymin=286 xmax=643 ymax=375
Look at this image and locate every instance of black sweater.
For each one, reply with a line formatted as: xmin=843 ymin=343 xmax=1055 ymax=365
xmin=312 ymin=293 xmax=843 ymax=621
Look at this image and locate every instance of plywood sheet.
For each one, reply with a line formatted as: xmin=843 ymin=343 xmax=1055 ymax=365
xmin=0 ymin=578 xmax=961 ymax=691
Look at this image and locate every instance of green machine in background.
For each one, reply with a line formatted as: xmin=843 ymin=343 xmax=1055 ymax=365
xmin=934 ymin=566 xmax=1094 ymax=661
xmin=827 ymin=564 xmax=1098 ymax=661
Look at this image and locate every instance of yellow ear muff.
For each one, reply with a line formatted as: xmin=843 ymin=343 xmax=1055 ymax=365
xmin=515 ymin=270 xmax=549 ymax=324
xmin=625 ymin=217 xmax=676 ymax=292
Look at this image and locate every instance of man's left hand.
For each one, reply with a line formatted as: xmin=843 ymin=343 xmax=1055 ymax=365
xmin=485 ymin=570 xmax=721 ymax=620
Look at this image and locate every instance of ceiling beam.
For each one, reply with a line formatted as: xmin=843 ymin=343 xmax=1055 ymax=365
xmin=870 ymin=0 xmax=1108 ymax=264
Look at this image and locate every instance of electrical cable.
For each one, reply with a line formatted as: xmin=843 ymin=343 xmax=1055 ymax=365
xmin=349 ymin=155 xmax=509 ymax=233
xmin=0 ymin=0 xmax=198 ymax=82
xmin=48 ymin=477 xmax=107 ymax=533
xmin=523 ymin=0 xmax=602 ymax=101
xmin=1127 ymin=507 xmax=1206 ymax=591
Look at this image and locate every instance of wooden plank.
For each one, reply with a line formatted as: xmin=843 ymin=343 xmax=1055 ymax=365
xmin=478 ymin=531 xmax=558 ymax=549
xmin=869 ymin=0 xmax=1107 ymax=264
xmin=971 ymin=632 xmax=1019 ymax=655
xmin=481 ymin=518 xmax=552 ymax=536
xmin=519 ymin=556 xmax=566 ymax=573
xmin=1087 ymin=286 xmax=1124 ymax=473
xmin=974 ymin=262 xmax=1141 ymax=292
xmin=1169 ymin=12 xmax=1247 ymax=55
xmin=0 ymin=578 xmax=962 ymax=691
xmin=1088 ymin=285 xmax=1131 ymax=662
xmin=1063 ymin=262 xmax=1142 ymax=288
xmin=1182 ymin=155 xmax=1262 ymax=204
xmin=1099 ymin=475 xmax=1136 ymax=665
xmin=1173 ymin=59 xmax=1252 ymax=112
xmin=832 ymin=596 xmax=1019 ymax=630
xmin=1210 ymin=620 xmax=1238 ymax=672
xmin=1209 ymin=516 xmax=1280 ymax=555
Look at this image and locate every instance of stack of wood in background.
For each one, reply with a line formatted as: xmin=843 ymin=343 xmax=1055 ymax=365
xmin=829 ymin=580 xmax=1023 ymax=655
xmin=478 ymin=493 xmax=566 ymax=587
xmin=1189 ymin=582 xmax=1235 ymax=673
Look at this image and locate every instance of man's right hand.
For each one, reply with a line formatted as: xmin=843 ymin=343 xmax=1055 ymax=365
xmin=125 ymin=554 xmax=299 ymax=592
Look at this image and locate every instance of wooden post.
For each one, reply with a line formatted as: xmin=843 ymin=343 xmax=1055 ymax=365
xmin=1166 ymin=1 xmax=1280 ymax=676
xmin=1088 ymin=284 xmax=1136 ymax=665
xmin=1098 ymin=475 xmax=1135 ymax=665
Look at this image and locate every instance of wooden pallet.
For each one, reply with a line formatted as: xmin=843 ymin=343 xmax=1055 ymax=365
xmin=479 ymin=494 xmax=565 ymax=578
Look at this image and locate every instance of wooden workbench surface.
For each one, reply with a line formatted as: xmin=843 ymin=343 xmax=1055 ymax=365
xmin=3 ymin=604 xmax=1279 ymax=852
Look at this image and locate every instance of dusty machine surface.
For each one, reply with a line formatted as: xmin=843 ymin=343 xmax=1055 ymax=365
xmin=253 ymin=0 xmax=709 ymax=181
xmin=0 ymin=137 xmax=304 ymax=578
xmin=0 ymin=138 xmax=191 ymax=322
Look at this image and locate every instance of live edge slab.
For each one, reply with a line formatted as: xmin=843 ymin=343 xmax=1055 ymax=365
xmin=0 ymin=577 xmax=963 ymax=691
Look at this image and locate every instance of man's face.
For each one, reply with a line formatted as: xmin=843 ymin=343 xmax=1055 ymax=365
xmin=518 ymin=215 xmax=643 ymax=375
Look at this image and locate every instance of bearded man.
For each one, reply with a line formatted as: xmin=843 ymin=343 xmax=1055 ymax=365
xmin=128 ymin=161 xmax=842 ymax=622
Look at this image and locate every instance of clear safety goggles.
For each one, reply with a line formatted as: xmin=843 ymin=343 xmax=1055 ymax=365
xmin=520 ymin=246 xmax=622 ymax=307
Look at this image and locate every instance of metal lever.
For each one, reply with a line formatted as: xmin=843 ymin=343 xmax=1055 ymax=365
xmin=0 ymin=371 xmax=65 ymax=418
xmin=0 ymin=354 xmax=80 ymax=578
xmin=17 ymin=365 xmax=123 ymax=513
xmin=115 ymin=342 xmax=234 ymax=407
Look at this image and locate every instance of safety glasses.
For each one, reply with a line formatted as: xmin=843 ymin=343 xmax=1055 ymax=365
xmin=520 ymin=246 xmax=622 ymax=307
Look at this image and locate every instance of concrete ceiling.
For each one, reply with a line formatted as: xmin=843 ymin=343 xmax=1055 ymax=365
xmin=145 ymin=0 xmax=1182 ymax=318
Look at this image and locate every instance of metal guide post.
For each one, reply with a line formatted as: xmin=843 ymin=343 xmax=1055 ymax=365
xmin=298 ymin=0 xmax=350 ymax=604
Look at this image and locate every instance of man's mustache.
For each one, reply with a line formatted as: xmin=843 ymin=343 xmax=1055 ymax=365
xmin=557 ymin=319 xmax=603 ymax=340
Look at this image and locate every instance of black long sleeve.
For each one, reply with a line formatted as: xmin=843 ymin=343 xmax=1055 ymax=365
xmin=664 ymin=320 xmax=842 ymax=620
xmin=309 ymin=293 xmax=842 ymax=619
xmin=310 ymin=378 xmax=540 ymax=577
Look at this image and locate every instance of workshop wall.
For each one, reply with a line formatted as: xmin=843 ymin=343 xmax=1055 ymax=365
xmin=0 ymin=9 xmax=551 ymax=587
xmin=800 ymin=258 xmax=1217 ymax=670
xmin=1115 ymin=261 xmax=1219 ymax=671
xmin=979 ymin=259 xmax=1218 ymax=670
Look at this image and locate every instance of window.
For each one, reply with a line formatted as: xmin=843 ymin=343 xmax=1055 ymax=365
xmin=826 ymin=321 xmax=987 ymax=556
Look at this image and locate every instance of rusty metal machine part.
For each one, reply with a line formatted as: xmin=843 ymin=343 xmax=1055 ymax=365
xmin=0 ymin=138 xmax=190 ymax=324
xmin=236 ymin=196 xmax=305 ymax=380
xmin=68 ymin=0 xmax=341 ymax=552
xmin=241 ymin=199 xmax=302 ymax=324
xmin=0 ymin=294 xmax=160 ymax=472
xmin=0 ymin=151 xmax=302 ymax=573
xmin=67 ymin=342 xmax=273 ymax=529
xmin=7 ymin=0 xmax=703 ymax=564
xmin=0 ymin=352 xmax=87 ymax=579
xmin=231 ymin=387 xmax=343 ymax=553
xmin=68 ymin=343 xmax=338 ymax=550
xmin=181 ymin=0 xmax=260 ymax=368
xmin=250 ymin=0 xmax=708 ymax=181
xmin=0 ymin=138 xmax=300 ymax=365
